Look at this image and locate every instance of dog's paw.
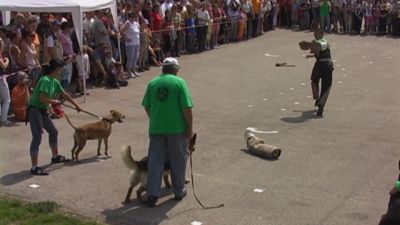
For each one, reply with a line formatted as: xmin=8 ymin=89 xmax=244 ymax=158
xmin=122 ymin=200 xmax=131 ymax=205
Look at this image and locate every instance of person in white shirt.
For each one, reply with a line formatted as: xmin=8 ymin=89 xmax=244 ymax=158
xmin=120 ymin=12 xmax=141 ymax=78
xmin=197 ymin=2 xmax=211 ymax=52
xmin=76 ymin=46 xmax=90 ymax=96
xmin=161 ymin=0 xmax=174 ymax=18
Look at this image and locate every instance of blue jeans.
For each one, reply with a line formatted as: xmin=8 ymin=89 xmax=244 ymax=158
xmin=0 ymin=79 xmax=10 ymax=122
xmin=125 ymin=44 xmax=140 ymax=72
xmin=147 ymin=133 xmax=188 ymax=198
xmin=28 ymin=107 xmax=58 ymax=157
xmin=61 ymin=63 xmax=73 ymax=88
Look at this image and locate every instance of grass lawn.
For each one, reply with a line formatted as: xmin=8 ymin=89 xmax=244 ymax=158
xmin=0 ymin=197 xmax=104 ymax=225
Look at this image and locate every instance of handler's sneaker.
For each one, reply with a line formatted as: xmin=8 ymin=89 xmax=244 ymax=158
xmin=174 ymin=191 xmax=187 ymax=201
xmin=148 ymin=196 xmax=158 ymax=207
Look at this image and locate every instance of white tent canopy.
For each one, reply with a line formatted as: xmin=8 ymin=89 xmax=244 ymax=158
xmin=0 ymin=0 xmax=118 ymax=48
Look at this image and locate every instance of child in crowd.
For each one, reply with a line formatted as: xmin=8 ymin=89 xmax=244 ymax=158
xmin=292 ymin=0 xmax=300 ymax=29
xmin=139 ymin=19 xmax=151 ymax=72
xmin=105 ymin=50 xmax=116 ymax=74
xmin=11 ymin=72 xmax=30 ymax=122
xmin=107 ymin=62 xmax=128 ymax=89
xmin=364 ymin=0 xmax=374 ymax=34
xmin=75 ymin=46 xmax=91 ymax=96
xmin=238 ymin=9 xmax=247 ymax=41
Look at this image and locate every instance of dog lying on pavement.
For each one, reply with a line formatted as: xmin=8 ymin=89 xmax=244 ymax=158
xmin=64 ymin=110 xmax=125 ymax=162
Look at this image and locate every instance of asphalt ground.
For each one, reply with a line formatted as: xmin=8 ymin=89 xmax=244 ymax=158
xmin=1 ymin=29 xmax=399 ymax=225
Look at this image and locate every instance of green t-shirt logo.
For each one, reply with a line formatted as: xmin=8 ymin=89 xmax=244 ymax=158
xmin=156 ymin=87 xmax=169 ymax=102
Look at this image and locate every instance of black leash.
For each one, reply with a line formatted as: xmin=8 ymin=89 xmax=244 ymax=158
xmin=189 ymin=133 xmax=224 ymax=209
xmin=61 ymin=102 xmax=103 ymax=120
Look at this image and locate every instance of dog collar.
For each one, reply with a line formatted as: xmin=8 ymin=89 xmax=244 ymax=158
xmin=102 ymin=117 xmax=113 ymax=123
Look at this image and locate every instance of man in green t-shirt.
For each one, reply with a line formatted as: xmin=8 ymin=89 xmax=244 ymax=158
xmin=320 ymin=0 xmax=331 ymax=32
xmin=142 ymin=57 xmax=193 ymax=207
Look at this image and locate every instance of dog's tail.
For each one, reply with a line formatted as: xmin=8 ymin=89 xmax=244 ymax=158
xmin=64 ymin=113 xmax=78 ymax=130
xmin=121 ymin=144 xmax=138 ymax=171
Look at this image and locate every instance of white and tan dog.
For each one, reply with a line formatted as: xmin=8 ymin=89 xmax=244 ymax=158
xmin=121 ymin=145 xmax=171 ymax=203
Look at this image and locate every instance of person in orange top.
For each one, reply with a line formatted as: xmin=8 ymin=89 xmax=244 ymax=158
xmin=11 ymin=72 xmax=30 ymax=122
xmin=26 ymin=16 xmax=41 ymax=52
xmin=251 ymin=0 xmax=262 ymax=37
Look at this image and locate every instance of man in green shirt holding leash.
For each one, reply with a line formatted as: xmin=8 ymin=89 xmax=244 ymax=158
xmin=142 ymin=57 xmax=193 ymax=207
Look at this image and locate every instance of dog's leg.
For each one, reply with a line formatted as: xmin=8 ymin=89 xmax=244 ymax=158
xmin=97 ymin=139 xmax=102 ymax=156
xmin=163 ymin=174 xmax=171 ymax=188
xmin=71 ymin=134 xmax=78 ymax=160
xmin=124 ymin=187 xmax=134 ymax=204
xmin=136 ymin=186 xmax=146 ymax=203
xmin=104 ymin=137 xmax=109 ymax=156
xmin=123 ymin=174 xmax=141 ymax=204
xmin=74 ymin=139 xmax=87 ymax=163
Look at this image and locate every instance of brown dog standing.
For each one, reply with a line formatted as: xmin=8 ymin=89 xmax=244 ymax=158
xmin=65 ymin=110 xmax=125 ymax=162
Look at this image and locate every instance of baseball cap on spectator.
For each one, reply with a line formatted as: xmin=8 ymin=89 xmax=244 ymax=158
xmin=51 ymin=20 xmax=61 ymax=26
xmin=162 ymin=57 xmax=180 ymax=69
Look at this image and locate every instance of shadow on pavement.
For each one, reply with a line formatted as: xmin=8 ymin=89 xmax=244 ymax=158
xmin=0 ymin=156 xmax=109 ymax=186
xmin=0 ymin=170 xmax=33 ymax=186
xmin=280 ymin=110 xmax=321 ymax=123
xmin=103 ymin=198 xmax=180 ymax=225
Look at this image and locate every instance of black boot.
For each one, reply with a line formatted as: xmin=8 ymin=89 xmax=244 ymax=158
xmin=317 ymin=106 xmax=324 ymax=116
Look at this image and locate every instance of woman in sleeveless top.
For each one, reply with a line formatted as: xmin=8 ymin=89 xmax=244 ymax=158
xmin=7 ymin=32 xmax=23 ymax=72
xmin=21 ymin=30 xmax=41 ymax=88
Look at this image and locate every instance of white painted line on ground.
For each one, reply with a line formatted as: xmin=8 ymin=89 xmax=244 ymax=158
xmin=254 ymin=188 xmax=265 ymax=193
xmin=294 ymin=102 xmax=300 ymax=105
xmin=246 ymin=127 xmax=279 ymax=134
xmin=301 ymin=83 xmax=306 ymax=86
xmin=191 ymin=221 xmax=203 ymax=225
xmin=280 ymin=108 xmax=287 ymax=111
xmin=337 ymin=81 xmax=343 ymax=84
xmin=122 ymin=206 xmax=140 ymax=214
xmin=264 ymin=53 xmax=280 ymax=57
xmin=29 ymin=184 xmax=40 ymax=189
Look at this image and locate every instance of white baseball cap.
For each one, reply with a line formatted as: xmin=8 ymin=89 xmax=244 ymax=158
xmin=162 ymin=57 xmax=180 ymax=68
